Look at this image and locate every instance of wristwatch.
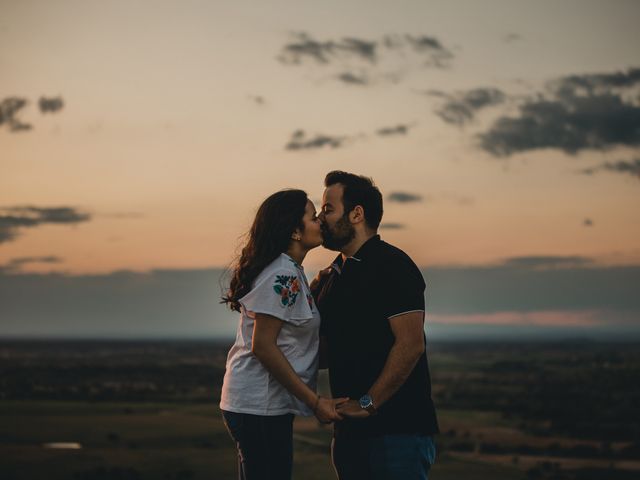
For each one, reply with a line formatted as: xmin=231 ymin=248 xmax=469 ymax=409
xmin=359 ymin=394 xmax=377 ymax=415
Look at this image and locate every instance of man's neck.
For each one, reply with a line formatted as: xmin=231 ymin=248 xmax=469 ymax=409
xmin=340 ymin=231 xmax=376 ymax=260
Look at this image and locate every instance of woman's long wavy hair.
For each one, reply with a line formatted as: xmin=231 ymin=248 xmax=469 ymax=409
xmin=222 ymin=189 xmax=308 ymax=312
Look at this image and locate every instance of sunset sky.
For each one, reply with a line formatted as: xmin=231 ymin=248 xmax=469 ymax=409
xmin=2 ymin=0 xmax=639 ymax=338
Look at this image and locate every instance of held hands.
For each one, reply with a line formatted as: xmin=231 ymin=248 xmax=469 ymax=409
xmin=335 ymin=399 xmax=370 ymax=418
xmin=313 ymin=396 xmax=349 ymax=424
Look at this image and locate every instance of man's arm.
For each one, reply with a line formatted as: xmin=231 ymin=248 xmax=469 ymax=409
xmin=336 ymin=310 xmax=425 ymax=417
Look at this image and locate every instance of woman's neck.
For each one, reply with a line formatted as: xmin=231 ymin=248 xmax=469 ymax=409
xmin=286 ymin=244 xmax=307 ymax=266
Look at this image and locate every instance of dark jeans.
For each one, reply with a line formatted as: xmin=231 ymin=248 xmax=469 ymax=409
xmin=332 ymin=433 xmax=436 ymax=480
xmin=221 ymin=410 xmax=294 ymax=480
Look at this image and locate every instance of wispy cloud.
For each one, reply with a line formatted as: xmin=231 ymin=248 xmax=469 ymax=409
xmin=479 ymin=67 xmax=640 ymax=156
xmin=501 ymin=255 xmax=594 ymax=269
xmin=379 ymin=222 xmax=405 ymax=229
xmin=428 ymin=88 xmax=506 ymax=126
xmin=0 ymin=206 xmax=91 ymax=244
xmin=0 ymin=97 xmax=32 ymax=132
xmin=579 ymin=158 xmax=640 ymax=178
xmin=248 ymin=95 xmax=265 ymax=106
xmin=278 ymin=32 xmax=454 ymax=86
xmin=388 ymin=192 xmax=422 ymax=203
xmin=376 ymin=124 xmax=411 ymax=136
xmin=503 ymin=33 xmax=522 ymax=43
xmin=39 ymin=96 xmax=64 ymax=113
xmin=0 ymin=255 xmax=62 ymax=273
xmin=337 ymin=71 xmax=370 ymax=85
xmin=285 ymin=130 xmax=346 ymax=150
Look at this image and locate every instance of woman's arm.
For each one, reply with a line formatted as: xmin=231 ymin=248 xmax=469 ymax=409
xmin=251 ymin=313 xmax=345 ymax=423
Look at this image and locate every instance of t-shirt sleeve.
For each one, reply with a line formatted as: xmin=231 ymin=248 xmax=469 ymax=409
xmin=381 ymin=256 xmax=426 ymax=320
xmin=239 ymin=268 xmax=314 ymax=325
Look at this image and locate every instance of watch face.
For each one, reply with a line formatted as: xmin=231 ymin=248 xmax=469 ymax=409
xmin=359 ymin=394 xmax=372 ymax=408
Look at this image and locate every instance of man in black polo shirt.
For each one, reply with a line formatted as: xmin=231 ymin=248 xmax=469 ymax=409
xmin=313 ymin=171 xmax=439 ymax=480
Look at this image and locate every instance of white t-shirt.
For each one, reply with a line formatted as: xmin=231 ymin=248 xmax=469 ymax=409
xmin=219 ymin=253 xmax=321 ymax=416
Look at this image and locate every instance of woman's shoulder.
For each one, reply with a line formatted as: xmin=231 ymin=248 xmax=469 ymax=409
xmin=254 ymin=254 xmax=299 ymax=283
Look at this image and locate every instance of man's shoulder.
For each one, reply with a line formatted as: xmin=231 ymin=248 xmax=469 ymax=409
xmin=374 ymin=240 xmax=425 ymax=287
xmin=377 ymin=240 xmax=419 ymax=268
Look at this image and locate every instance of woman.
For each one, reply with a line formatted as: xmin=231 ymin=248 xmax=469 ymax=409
xmin=220 ymin=189 xmax=346 ymax=480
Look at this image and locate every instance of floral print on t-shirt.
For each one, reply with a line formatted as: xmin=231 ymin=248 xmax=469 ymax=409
xmin=273 ymin=275 xmax=300 ymax=307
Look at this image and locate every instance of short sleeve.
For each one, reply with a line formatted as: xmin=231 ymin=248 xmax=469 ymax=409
xmin=381 ymin=256 xmax=426 ymax=320
xmin=239 ymin=268 xmax=314 ymax=325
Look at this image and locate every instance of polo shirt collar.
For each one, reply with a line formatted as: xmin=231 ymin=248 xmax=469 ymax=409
xmin=330 ymin=234 xmax=381 ymax=274
xmin=351 ymin=234 xmax=381 ymax=261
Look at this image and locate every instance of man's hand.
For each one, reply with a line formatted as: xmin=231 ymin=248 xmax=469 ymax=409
xmin=310 ymin=266 xmax=332 ymax=298
xmin=314 ymin=396 xmax=349 ymax=424
xmin=335 ymin=399 xmax=370 ymax=419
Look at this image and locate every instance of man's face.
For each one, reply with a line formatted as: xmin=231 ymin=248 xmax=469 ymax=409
xmin=319 ymin=184 xmax=356 ymax=251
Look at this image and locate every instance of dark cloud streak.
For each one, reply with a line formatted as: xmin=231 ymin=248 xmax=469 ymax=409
xmin=388 ymin=192 xmax=422 ymax=203
xmin=285 ymin=130 xmax=345 ymax=150
xmin=430 ymin=88 xmax=506 ymax=126
xmin=479 ymin=67 xmax=640 ymax=156
xmin=39 ymin=96 xmax=64 ymax=113
xmin=0 ymin=97 xmax=32 ymax=132
xmin=0 ymin=206 xmax=91 ymax=244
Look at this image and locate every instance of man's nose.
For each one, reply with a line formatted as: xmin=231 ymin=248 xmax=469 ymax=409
xmin=318 ymin=211 xmax=325 ymax=222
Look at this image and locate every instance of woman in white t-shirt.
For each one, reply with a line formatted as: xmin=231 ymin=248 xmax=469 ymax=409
xmin=220 ymin=189 xmax=346 ymax=480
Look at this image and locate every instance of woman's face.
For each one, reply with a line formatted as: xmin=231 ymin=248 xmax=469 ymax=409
xmin=298 ymin=199 xmax=323 ymax=250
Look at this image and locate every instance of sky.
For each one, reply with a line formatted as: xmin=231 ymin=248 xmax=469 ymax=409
xmin=1 ymin=0 xmax=639 ymax=339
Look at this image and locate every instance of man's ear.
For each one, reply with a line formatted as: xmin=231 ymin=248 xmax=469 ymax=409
xmin=349 ymin=205 xmax=365 ymax=225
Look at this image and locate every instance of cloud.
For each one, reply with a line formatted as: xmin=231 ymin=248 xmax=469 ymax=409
xmin=39 ymin=96 xmax=64 ymax=113
xmin=479 ymin=67 xmax=640 ymax=156
xmin=0 ymin=206 xmax=91 ymax=244
xmin=376 ymin=124 xmax=411 ymax=136
xmin=379 ymin=222 xmax=405 ymax=229
xmin=248 ymin=95 xmax=265 ymax=105
xmin=400 ymin=34 xmax=454 ymax=67
xmin=278 ymin=32 xmax=377 ymax=65
xmin=579 ymin=158 xmax=640 ymax=178
xmin=425 ymin=256 xmax=640 ymax=315
xmin=584 ymin=218 xmax=594 ymax=227
xmin=429 ymin=88 xmax=506 ymax=125
xmin=0 ymin=97 xmax=32 ymax=132
xmin=503 ymin=33 xmax=522 ymax=43
xmin=501 ymin=255 xmax=594 ymax=269
xmin=387 ymin=192 xmax=422 ymax=203
xmin=2 ymin=259 xmax=640 ymax=339
xmin=337 ymin=71 xmax=369 ymax=85
xmin=0 ymin=256 xmax=62 ymax=273
xmin=278 ymin=32 xmax=454 ymax=85
xmin=285 ymin=130 xmax=346 ymax=150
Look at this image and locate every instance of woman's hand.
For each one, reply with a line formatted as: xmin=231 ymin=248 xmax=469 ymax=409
xmin=313 ymin=396 xmax=349 ymax=424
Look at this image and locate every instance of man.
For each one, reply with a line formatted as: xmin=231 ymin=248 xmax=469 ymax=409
xmin=313 ymin=171 xmax=439 ymax=480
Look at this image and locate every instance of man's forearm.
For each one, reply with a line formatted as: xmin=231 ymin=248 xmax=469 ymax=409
xmin=367 ymin=340 xmax=424 ymax=408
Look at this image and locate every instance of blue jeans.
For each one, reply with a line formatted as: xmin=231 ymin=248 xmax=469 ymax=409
xmin=221 ymin=410 xmax=294 ymax=480
xmin=332 ymin=433 xmax=436 ymax=480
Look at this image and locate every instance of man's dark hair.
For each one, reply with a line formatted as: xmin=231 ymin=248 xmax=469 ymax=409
xmin=325 ymin=170 xmax=383 ymax=230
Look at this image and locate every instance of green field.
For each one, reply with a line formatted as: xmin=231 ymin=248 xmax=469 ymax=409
xmin=0 ymin=401 xmax=531 ymax=480
xmin=2 ymin=340 xmax=639 ymax=479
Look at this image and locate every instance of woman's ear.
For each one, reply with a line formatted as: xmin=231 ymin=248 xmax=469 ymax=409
xmin=291 ymin=229 xmax=302 ymax=241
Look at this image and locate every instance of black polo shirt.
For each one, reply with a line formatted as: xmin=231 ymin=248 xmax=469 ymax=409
xmin=315 ymin=235 xmax=439 ymax=439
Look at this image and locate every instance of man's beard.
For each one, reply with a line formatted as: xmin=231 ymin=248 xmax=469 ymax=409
xmin=321 ymin=215 xmax=355 ymax=251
